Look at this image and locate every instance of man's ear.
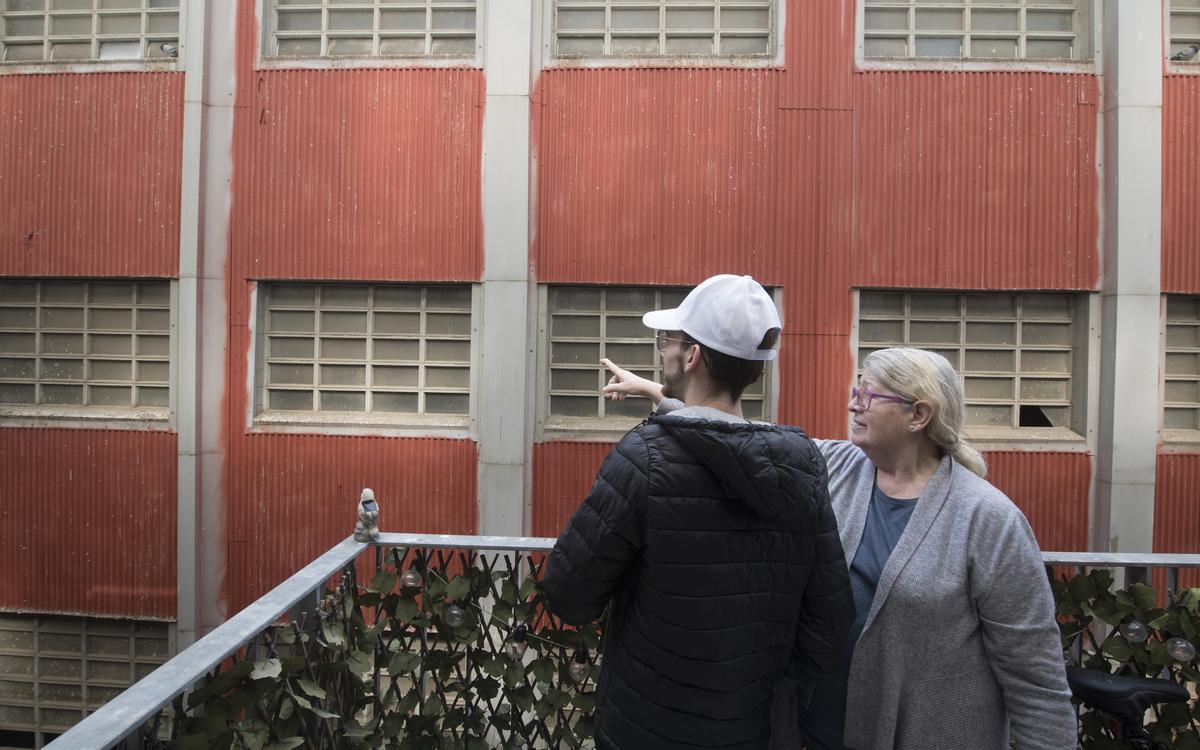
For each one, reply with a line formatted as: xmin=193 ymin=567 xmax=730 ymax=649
xmin=682 ymin=343 xmax=703 ymax=373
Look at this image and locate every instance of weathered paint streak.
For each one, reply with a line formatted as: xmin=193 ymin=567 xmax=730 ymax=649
xmin=1163 ymin=74 xmax=1200 ymax=293
xmin=0 ymin=428 xmax=177 ymax=619
xmin=0 ymin=73 xmax=183 ymax=277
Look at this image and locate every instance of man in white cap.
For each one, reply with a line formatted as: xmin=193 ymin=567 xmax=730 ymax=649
xmin=544 ymin=275 xmax=853 ymax=750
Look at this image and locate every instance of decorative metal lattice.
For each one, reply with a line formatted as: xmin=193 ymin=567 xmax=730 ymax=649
xmin=134 ymin=545 xmax=602 ymax=749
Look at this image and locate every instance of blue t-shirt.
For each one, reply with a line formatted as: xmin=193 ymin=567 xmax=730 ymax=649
xmin=797 ymin=485 xmax=917 ymax=750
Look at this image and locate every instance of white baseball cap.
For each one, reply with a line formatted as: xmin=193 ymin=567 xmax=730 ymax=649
xmin=642 ymin=275 xmax=782 ymax=361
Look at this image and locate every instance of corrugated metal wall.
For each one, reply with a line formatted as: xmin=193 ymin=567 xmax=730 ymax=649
xmin=530 ymin=0 xmax=1100 ymax=545
xmin=532 ymin=443 xmax=1091 ymax=553
xmin=0 ymin=73 xmax=183 ymax=278
xmin=985 ymin=451 xmax=1091 ymax=551
xmin=0 ymin=428 xmax=177 ymax=619
xmin=1154 ymin=453 xmax=1200 ymax=588
xmin=1163 ymin=74 xmax=1200 ymax=294
xmin=220 ymin=0 xmax=486 ymax=612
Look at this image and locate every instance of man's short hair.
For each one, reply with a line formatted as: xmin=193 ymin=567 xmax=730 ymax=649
xmin=684 ymin=329 xmax=779 ymax=402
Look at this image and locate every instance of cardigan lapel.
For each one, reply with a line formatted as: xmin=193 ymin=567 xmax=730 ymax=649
xmin=860 ymin=454 xmax=955 ymax=634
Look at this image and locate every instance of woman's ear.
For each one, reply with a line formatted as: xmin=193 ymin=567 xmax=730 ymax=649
xmin=911 ymin=401 xmax=935 ymax=432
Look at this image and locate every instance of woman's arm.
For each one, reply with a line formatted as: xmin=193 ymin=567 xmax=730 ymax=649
xmin=972 ymin=506 xmax=1077 ymax=749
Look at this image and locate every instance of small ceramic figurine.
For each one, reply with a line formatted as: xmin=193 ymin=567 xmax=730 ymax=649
xmin=354 ymin=488 xmax=379 ymax=542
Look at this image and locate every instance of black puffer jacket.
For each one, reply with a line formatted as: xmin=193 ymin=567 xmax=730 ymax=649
xmin=544 ymin=413 xmax=854 ymax=750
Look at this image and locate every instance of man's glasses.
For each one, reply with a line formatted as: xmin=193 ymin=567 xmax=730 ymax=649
xmin=851 ymin=385 xmax=914 ymax=411
xmin=655 ymin=331 xmax=692 ymax=353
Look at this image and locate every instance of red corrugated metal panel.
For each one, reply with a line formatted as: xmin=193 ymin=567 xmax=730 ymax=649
xmin=0 ymin=428 xmax=177 ymax=619
xmin=229 ymin=68 xmax=483 ymax=282
xmin=532 ymin=444 xmax=1090 ymax=555
xmin=531 ymin=442 xmax=614 ymax=538
xmin=1163 ymin=75 xmax=1200 ymax=293
xmin=224 ymin=434 xmax=478 ymax=613
xmin=1153 ymin=453 xmax=1200 ymax=589
xmin=0 ymin=73 xmax=183 ymax=277
xmin=779 ymin=0 xmax=855 ymax=110
xmin=775 ymin=109 xmax=854 ymax=335
xmin=777 ymin=332 xmax=854 ymax=439
xmin=852 ymin=72 xmax=1099 ymax=290
xmin=1154 ymin=453 xmax=1200 ymax=555
xmin=532 ymin=69 xmax=783 ymax=284
xmin=984 ymin=451 xmax=1090 ymax=552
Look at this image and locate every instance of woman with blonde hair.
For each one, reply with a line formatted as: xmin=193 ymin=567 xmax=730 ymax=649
xmin=601 ymin=346 xmax=1075 ymax=749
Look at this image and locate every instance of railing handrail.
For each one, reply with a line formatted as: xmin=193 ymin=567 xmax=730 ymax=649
xmin=1042 ymin=552 xmax=1200 ymax=567
xmin=44 ymin=529 xmax=1200 ymax=750
xmin=47 ymin=536 xmax=368 ymax=750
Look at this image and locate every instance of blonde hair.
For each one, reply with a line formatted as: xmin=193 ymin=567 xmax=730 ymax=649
xmin=861 ymin=347 xmax=987 ymax=478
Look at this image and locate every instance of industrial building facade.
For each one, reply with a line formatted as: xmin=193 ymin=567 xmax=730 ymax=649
xmin=1 ymin=0 xmax=1198 ymax=742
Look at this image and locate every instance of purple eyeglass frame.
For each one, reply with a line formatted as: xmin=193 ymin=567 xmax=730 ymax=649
xmin=851 ymin=385 xmax=914 ymax=411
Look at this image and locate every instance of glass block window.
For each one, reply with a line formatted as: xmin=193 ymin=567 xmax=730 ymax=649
xmin=546 ymin=285 xmax=771 ymax=424
xmin=259 ymin=283 xmax=471 ymax=419
xmin=0 ymin=0 xmax=180 ymax=64
xmin=553 ymin=0 xmax=774 ymax=58
xmin=265 ymin=0 xmax=477 ymax=58
xmin=1170 ymin=0 xmax=1200 ymax=61
xmin=0 ymin=279 xmax=171 ymax=411
xmin=858 ymin=291 xmax=1083 ymax=431
xmin=0 ymin=615 xmax=170 ymax=743
xmin=1164 ymin=297 xmax=1200 ymax=433
xmin=862 ymin=0 xmax=1091 ymax=61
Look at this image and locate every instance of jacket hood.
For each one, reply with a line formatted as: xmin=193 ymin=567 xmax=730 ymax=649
xmin=652 ymin=413 xmax=815 ymax=521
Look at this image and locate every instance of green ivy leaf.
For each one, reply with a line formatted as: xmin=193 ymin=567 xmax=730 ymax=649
xmin=519 ymin=576 xmax=537 ymax=601
xmin=1101 ymin=635 xmax=1132 ymax=661
xmin=1150 ymin=611 xmax=1179 ymax=632
xmin=472 ymin=676 xmax=500 ymax=700
xmin=1130 ymin=583 xmax=1160 ymax=611
xmin=295 ymin=677 xmax=326 ymax=700
xmin=1068 ymin=574 xmax=1096 ymax=602
xmin=445 ymin=576 xmax=472 ymax=602
xmin=322 ymin=622 xmax=346 ymax=647
xmin=389 ymin=651 xmax=422 ymax=674
xmin=395 ymin=599 xmax=420 ymax=624
xmin=250 ymin=658 xmax=282 ymax=681
xmin=369 ymin=571 xmax=398 ymax=594
xmin=530 ymin=657 xmax=555 ymax=684
xmin=264 ymin=739 xmax=305 ymax=750
xmin=1182 ymin=612 xmax=1197 ymax=640
xmin=348 ymin=649 xmax=374 ymax=678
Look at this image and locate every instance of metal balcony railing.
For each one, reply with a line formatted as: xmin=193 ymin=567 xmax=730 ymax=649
xmin=40 ymin=492 xmax=1200 ymax=750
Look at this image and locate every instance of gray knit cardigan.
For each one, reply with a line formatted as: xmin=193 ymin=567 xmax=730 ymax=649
xmin=817 ymin=440 xmax=1076 ymax=750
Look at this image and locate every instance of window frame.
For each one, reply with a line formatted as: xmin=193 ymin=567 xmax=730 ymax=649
xmin=254 ymin=0 xmax=483 ymax=71
xmin=0 ymin=614 xmax=173 ymax=742
xmin=0 ymin=277 xmax=176 ymax=431
xmin=540 ymin=0 xmax=786 ymax=69
xmin=851 ymin=288 xmax=1097 ymax=450
xmin=245 ymin=280 xmax=479 ymax=438
xmin=854 ymin=0 xmax=1099 ymax=73
xmin=1160 ymin=295 xmax=1200 ymax=447
xmin=1167 ymin=0 xmax=1200 ymax=70
xmin=535 ymin=283 xmax=779 ymax=441
xmin=0 ymin=0 xmax=184 ymax=74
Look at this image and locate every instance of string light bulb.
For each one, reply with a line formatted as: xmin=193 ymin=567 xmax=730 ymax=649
xmin=1166 ymin=637 xmax=1197 ymax=663
xmin=444 ymin=604 xmax=467 ymax=628
xmin=506 ymin=625 xmax=528 ymax=660
xmin=400 ymin=568 xmax=422 ymax=588
xmin=569 ymin=646 xmax=590 ymax=683
xmin=1119 ymin=620 xmax=1148 ymax=644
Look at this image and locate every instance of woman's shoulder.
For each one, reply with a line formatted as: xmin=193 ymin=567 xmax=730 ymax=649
xmin=813 ymin=439 xmax=867 ymax=468
xmin=947 ymin=462 xmax=1033 ymax=533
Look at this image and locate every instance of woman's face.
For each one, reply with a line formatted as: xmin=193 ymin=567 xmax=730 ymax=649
xmin=848 ymin=373 xmax=917 ymax=453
